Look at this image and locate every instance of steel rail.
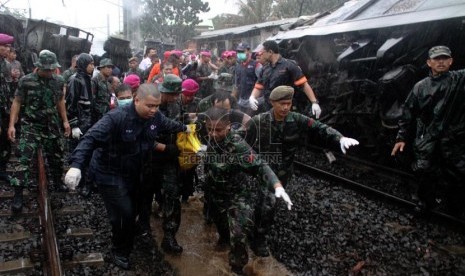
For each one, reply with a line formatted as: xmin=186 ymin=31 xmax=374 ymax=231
xmin=37 ymin=149 xmax=63 ymax=276
xmin=294 ymin=160 xmax=465 ymax=229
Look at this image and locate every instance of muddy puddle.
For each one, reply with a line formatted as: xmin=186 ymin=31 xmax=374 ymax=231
xmin=152 ymin=194 xmax=292 ymax=275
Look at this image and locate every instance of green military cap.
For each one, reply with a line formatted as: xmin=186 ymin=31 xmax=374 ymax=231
xmin=97 ymin=58 xmax=114 ymax=69
xmin=269 ymin=85 xmax=294 ymax=101
xmin=158 ymin=74 xmax=182 ymax=93
xmin=428 ymin=45 xmax=452 ymax=59
xmin=34 ymin=50 xmax=61 ymax=70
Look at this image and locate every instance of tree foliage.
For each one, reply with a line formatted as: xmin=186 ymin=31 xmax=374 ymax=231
xmin=272 ymin=0 xmax=347 ymax=18
xmin=221 ymin=0 xmax=347 ymax=27
xmin=139 ymin=0 xmax=210 ymax=47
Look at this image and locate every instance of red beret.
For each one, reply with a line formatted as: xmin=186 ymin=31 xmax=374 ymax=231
xmin=182 ymin=79 xmax=199 ymax=96
xmin=200 ymin=51 xmax=211 ymax=57
xmin=0 ymin=33 xmax=14 ymax=46
xmin=123 ymin=74 xmax=141 ymax=90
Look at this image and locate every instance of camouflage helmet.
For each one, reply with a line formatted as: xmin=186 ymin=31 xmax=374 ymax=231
xmin=34 ymin=50 xmax=61 ymax=70
xmin=97 ymin=58 xmax=114 ymax=69
xmin=158 ymin=74 xmax=182 ymax=93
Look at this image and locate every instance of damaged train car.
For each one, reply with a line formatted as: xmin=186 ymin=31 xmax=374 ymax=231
xmin=272 ymin=0 xmax=465 ymax=165
xmin=0 ymin=13 xmax=93 ymax=73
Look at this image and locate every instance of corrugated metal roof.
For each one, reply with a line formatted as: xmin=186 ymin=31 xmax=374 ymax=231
xmin=272 ymin=0 xmax=465 ymax=40
xmin=194 ymin=18 xmax=299 ymax=40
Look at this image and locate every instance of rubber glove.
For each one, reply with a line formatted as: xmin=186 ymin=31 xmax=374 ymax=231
xmin=311 ymin=103 xmax=322 ymax=119
xmin=64 ymin=168 xmax=81 ymax=191
xmin=249 ymin=95 xmax=259 ymax=111
xmin=275 ymin=187 xmax=293 ymax=210
xmin=72 ymin=127 xmax=83 ymax=139
xmin=340 ymin=137 xmax=359 ymax=154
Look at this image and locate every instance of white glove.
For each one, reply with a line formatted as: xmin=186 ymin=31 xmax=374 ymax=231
xmin=311 ymin=103 xmax=322 ymax=119
xmin=340 ymin=137 xmax=359 ymax=154
xmin=72 ymin=128 xmax=83 ymax=139
xmin=275 ymin=187 xmax=293 ymax=210
xmin=184 ymin=125 xmax=192 ymax=133
xmin=249 ymin=96 xmax=259 ymax=111
xmin=207 ymin=73 xmax=218 ymax=80
xmin=64 ymin=168 xmax=82 ymax=191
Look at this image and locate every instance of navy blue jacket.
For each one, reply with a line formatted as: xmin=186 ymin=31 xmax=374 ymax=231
xmin=69 ymin=103 xmax=186 ymax=187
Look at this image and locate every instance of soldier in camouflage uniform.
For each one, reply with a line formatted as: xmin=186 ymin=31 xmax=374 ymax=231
xmin=243 ymin=85 xmax=359 ymax=256
xmin=140 ymin=74 xmax=186 ymax=253
xmin=91 ymin=58 xmax=114 ymax=123
xmin=195 ymin=51 xmax=217 ymax=98
xmin=216 ymin=51 xmax=236 ymax=94
xmin=62 ymin=55 xmax=78 ymax=93
xmin=392 ymin=46 xmax=465 ymax=213
xmin=0 ymin=33 xmax=14 ymax=181
xmin=203 ymin=107 xmax=292 ymax=274
xmin=7 ymin=50 xmax=71 ymax=213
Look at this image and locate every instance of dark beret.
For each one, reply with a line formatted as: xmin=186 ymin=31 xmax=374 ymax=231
xmin=269 ymin=85 xmax=294 ymax=101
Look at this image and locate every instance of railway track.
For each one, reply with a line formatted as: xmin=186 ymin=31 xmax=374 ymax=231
xmin=0 ymin=149 xmax=104 ymax=275
xmin=295 ymin=146 xmax=465 ymax=230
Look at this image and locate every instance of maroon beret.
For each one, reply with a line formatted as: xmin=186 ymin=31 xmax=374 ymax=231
xmin=0 ymin=33 xmax=14 ymax=46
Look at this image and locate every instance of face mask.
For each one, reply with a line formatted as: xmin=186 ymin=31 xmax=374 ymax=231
xmin=237 ymin=53 xmax=247 ymax=62
xmin=117 ymin=98 xmax=133 ymax=107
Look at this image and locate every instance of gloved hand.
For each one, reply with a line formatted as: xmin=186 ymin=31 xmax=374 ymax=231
xmin=340 ymin=137 xmax=359 ymax=154
xmin=275 ymin=187 xmax=293 ymax=210
xmin=249 ymin=95 xmax=259 ymax=111
xmin=64 ymin=168 xmax=81 ymax=191
xmin=72 ymin=127 xmax=83 ymax=139
xmin=184 ymin=125 xmax=192 ymax=133
xmin=207 ymin=73 xmax=218 ymax=80
xmin=164 ymin=144 xmax=180 ymax=159
xmin=311 ymin=103 xmax=322 ymax=119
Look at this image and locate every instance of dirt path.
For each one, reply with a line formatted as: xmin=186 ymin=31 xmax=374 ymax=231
xmin=152 ymin=194 xmax=292 ymax=275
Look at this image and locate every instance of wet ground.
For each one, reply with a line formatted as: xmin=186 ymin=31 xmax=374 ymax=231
xmin=152 ymin=193 xmax=292 ymax=275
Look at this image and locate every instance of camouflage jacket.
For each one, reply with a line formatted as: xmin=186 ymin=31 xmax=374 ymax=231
xmin=217 ymin=64 xmax=235 ymax=91
xmin=91 ymin=73 xmax=110 ymax=123
xmin=243 ymin=110 xmax=343 ymax=181
xmin=15 ymin=72 xmax=65 ymax=138
xmin=0 ymin=57 xmax=12 ymax=116
xmin=397 ymin=70 xmax=465 ymax=171
xmin=195 ymin=63 xmax=214 ymax=97
xmin=205 ymin=131 xmax=279 ymax=197
xmin=62 ymin=67 xmax=77 ymax=84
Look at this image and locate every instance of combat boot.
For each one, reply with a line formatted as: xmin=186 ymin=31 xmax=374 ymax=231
xmin=161 ymin=233 xmax=183 ymax=254
xmin=251 ymin=238 xmax=270 ymax=257
xmin=11 ymin=187 xmax=24 ymax=213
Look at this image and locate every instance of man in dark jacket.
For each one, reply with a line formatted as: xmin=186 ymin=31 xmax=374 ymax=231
xmin=66 ymin=53 xmax=94 ymax=196
xmin=64 ymin=84 xmax=187 ymax=269
xmin=392 ymin=45 xmax=465 ymax=214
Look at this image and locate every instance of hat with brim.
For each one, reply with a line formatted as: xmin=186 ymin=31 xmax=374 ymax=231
xmin=34 ymin=50 xmax=61 ymax=70
xmin=97 ymin=58 xmax=114 ymax=69
xmin=158 ymin=74 xmax=182 ymax=93
xmin=428 ymin=45 xmax=452 ymax=59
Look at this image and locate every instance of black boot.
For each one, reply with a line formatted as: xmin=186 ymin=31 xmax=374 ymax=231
xmin=12 ymin=187 xmax=23 ymax=213
xmin=251 ymin=237 xmax=270 ymax=257
xmin=79 ymin=182 xmax=91 ymax=198
xmin=161 ymin=233 xmax=183 ymax=254
xmin=110 ymin=249 xmax=130 ymax=270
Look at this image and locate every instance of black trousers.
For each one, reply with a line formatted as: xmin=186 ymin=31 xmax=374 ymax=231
xmin=99 ymin=185 xmax=136 ymax=257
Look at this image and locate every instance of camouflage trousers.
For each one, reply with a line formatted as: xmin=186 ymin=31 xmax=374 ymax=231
xmin=141 ymin=158 xmax=182 ymax=234
xmin=211 ymin=194 xmax=254 ymax=269
xmin=0 ymin=117 xmax=11 ymax=172
xmin=10 ymin=125 xmax=64 ymax=187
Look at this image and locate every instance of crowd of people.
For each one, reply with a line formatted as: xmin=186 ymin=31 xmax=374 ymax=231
xmin=13 ymin=31 xmax=465 ymax=275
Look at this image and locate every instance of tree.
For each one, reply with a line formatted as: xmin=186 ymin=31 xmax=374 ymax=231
xmin=211 ymin=13 xmax=243 ymax=30
xmin=272 ymin=0 xmax=347 ymax=18
xmin=236 ymin=0 xmax=275 ymax=24
xmin=139 ymin=0 xmax=210 ymax=48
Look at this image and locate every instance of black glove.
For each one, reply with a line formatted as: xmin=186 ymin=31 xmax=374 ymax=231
xmin=164 ymin=144 xmax=180 ymax=159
